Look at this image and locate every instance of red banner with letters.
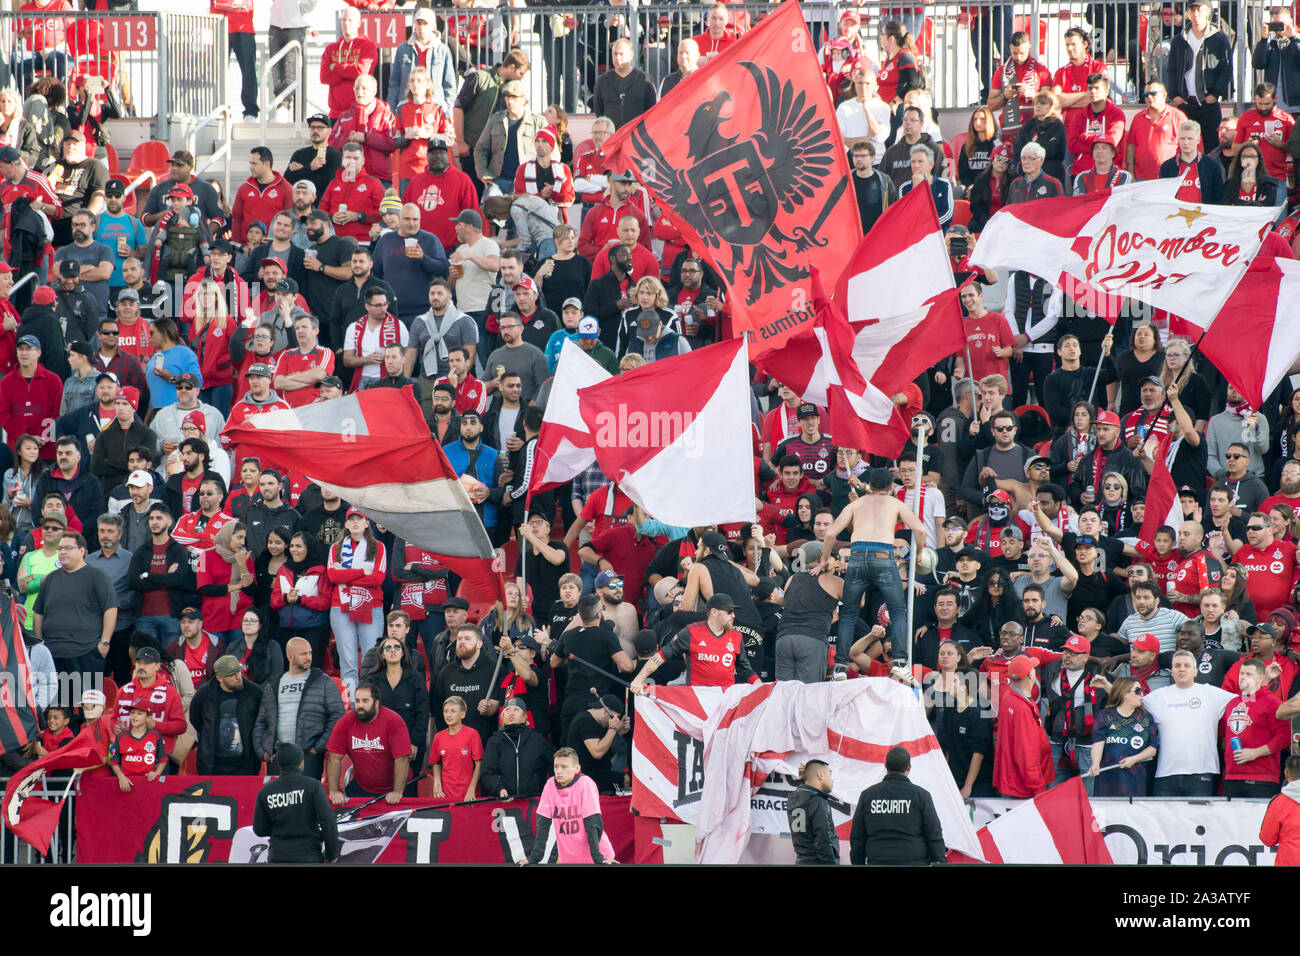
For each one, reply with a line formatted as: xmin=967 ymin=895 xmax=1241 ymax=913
xmin=75 ymin=777 xmax=634 ymax=864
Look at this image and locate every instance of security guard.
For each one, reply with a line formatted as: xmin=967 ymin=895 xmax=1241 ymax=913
xmin=252 ymin=742 xmax=342 ymax=863
xmin=849 ymin=746 xmax=946 ymax=865
xmin=786 ymin=759 xmax=839 ymax=864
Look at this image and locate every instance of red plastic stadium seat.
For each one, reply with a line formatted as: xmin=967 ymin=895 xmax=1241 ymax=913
xmin=457 ymin=576 xmax=504 ymax=624
xmin=949 ymin=132 xmax=967 ymax=161
xmin=1012 ymin=16 xmax=1049 ymax=56
xmin=124 ymin=140 xmax=171 ymax=198
xmin=952 ymin=199 xmax=972 ymax=228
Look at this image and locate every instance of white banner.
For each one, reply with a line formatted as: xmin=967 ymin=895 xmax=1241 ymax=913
xmin=971 ymin=797 xmax=1276 ymax=866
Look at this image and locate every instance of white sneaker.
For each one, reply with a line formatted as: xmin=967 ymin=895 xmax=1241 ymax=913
xmin=831 ymin=663 xmax=848 ymax=681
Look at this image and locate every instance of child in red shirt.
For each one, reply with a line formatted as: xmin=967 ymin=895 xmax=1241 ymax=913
xmin=431 ymin=695 xmax=483 ymax=802
xmin=36 ymin=705 xmax=74 ymax=755
xmin=110 ymin=705 xmax=167 ymax=792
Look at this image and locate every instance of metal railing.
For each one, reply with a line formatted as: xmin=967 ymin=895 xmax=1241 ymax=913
xmin=374 ymin=1 xmax=1272 ymax=116
xmin=189 ymin=103 xmax=234 ymax=205
xmin=0 ymin=775 xmax=78 ymax=865
xmin=261 ymin=39 xmax=304 ymax=140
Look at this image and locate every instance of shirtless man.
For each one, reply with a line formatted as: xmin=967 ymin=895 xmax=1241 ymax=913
xmin=818 ymin=468 xmax=928 ymax=680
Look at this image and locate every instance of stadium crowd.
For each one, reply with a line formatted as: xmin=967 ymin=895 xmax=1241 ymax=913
xmin=2 ymin=0 xmax=1300 ymax=843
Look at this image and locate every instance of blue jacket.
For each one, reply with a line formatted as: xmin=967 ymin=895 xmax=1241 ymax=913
xmin=443 ymin=439 xmax=501 ymax=530
xmin=387 ymin=39 xmax=458 ymax=112
xmin=371 ymin=229 xmax=449 ymax=319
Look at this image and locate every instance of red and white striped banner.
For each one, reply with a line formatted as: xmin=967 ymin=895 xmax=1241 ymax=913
xmin=632 ymin=681 xmax=984 ymax=863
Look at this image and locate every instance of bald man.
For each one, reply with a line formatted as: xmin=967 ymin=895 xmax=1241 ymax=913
xmin=371 ymin=201 xmax=450 ymax=323
xmin=254 ymin=635 xmax=346 ymax=780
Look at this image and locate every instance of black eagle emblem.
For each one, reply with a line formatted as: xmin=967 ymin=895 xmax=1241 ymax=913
xmin=629 ymin=61 xmax=848 ymax=305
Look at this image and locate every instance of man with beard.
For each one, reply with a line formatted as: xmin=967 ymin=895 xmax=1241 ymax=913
xmin=327 ymin=247 xmax=394 ymax=366
xmin=299 ymin=211 xmax=356 ymax=326
xmin=1072 ymin=409 xmax=1145 ymax=509
xmin=1020 ymin=586 xmax=1070 ymax=650
xmin=594 ymin=569 xmax=638 ymax=656
xmin=325 ymin=681 xmax=412 ymax=805
xmin=431 ymin=624 xmax=501 ymax=744
xmin=52 ymin=211 xmax=114 ymax=315
xmin=285 ymin=113 xmax=342 ymax=198
xmin=679 ymin=531 xmax=767 ymax=679
xmin=632 ymin=593 xmax=761 ymax=692
xmin=665 ymin=257 xmax=723 ymax=348
xmin=1264 ymin=460 xmax=1300 ymax=513
xmin=967 ymin=620 xmax=1062 ymax=703
xmin=583 ymin=244 xmax=637 ymax=340
xmin=1117 ymin=580 xmax=1189 ymax=652
xmin=1233 ymin=82 xmax=1295 ymax=181
xmin=1158 ymin=619 xmax=1238 ymax=686
xmin=402 ymin=145 xmax=482 ymax=253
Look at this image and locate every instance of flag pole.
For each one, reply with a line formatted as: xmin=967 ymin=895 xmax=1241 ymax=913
xmin=905 ymin=419 xmax=928 ymax=683
xmin=1085 ymin=333 xmax=1114 ymax=406
xmin=1154 ymin=327 xmax=1210 ymax=422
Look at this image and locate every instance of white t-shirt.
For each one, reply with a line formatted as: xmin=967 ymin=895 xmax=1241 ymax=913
xmin=453 ymin=235 xmax=500 ymax=314
xmin=835 ymin=98 xmax=891 ymax=161
xmin=1184 ymin=31 xmax=1204 ymax=98
xmin=344 ymin=318 xmax=410 ymax=383
xmin=1143 ymin=682 xmax=1235 ymax=777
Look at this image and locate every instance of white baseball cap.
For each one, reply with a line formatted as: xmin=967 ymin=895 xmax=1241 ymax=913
xmin=578 ymin=316 xmax=599 ymax=339
xmin=126 ymin=470 xmax=154 ymax=487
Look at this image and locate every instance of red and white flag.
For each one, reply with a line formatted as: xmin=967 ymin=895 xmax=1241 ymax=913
xmin=971 ymin=179 xmax=1277 ymax=328
xmin=528 ymin=339 xmax=612 ymax=500
xmin=967 ymin=777 xmax=1113 ymax=864
xmin=633 ymin=680 xmax=984 ymax=863
xmin=576 ymin=339 xmax=756 ymax=527
xmin=1138 ymin=433 xmax=1182 ymax=547
xmin=835 ymin=184 xmax=966 ymax=399
xmin=221 ymin=388 xmax=502 ymax=592
xmin=1197 ymin=233 xmax=1300 ymax=410
xmin=2 ymin=733 xmax=104 ymax=854
xmin=753 ymin=270 xmax=909 ymax=455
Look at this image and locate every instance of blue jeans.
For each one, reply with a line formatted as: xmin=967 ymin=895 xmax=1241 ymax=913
xmin=331 ymin=607 xmax=383 ymax=693
xmin=1051 ymin=739 xmax=1095 ymax=795
xmin=200 ymin=385 xmax=232 ymax=418
xmin=136 ymin=614 xmax=180 ymax=645
xmin=835 ymin=545 xmax=907 ymax=667
xmin=579 ymin=561 xmax=599 ymax=595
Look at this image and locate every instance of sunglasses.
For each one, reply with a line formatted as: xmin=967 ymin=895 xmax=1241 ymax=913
xmin=1226 ymin=453 xmax=1248 ymax=459
xmin=176 ymin=384 xmax=196 ymax=391
xmin=382 ymin=643 xmax=403 ymax=652
xmin=1102 ymin=483 xmax=1122 ymax=490
xmin=1247 ymin=525 xmax=1267 ymax=531
xmin=992 ymin=425 xmax=1015 ymax=433
xmin=101 ymin=329 xmax=119 ymax=335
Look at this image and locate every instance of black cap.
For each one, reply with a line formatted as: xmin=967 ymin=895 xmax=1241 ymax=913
xmin=274 ymin=277 xmax=298 ymax=294
xmin=698 ymin=530 xmax=728 ymax=555
xmin=174 ymin=371 xmax=200 ymax=388
xmin=320 ymin=374 xmax=343 ymax=390
xmin=178 ymin=606 xmax=202 ymax=620
xmin=68 ymin=340 xmax=93 ymax=359
xmin=796 ymin=402 xmax=818 ymax=419
xmin=306 ymin=113 xmax=333 ymax=127
xmin=514 ymin=634 xmax=541 ymax=652
xmin=58 ymin=259 xmax=80 ymax=277
xmin=955 ymin=546 xmax=983 ymax=563
xmin=633 ymin=628 xmax=659 ymax=655
xmin=210 ymin=238 xmax=234 ymax=255
xmin=598 ymin=693 xmax=624 ymax=716
xmin=706 ymin=593 xmax=736 ymax=613
xmin=0 ymin=145 xmax=21 ymax=163
xmin=442 ymin=596 xmax=470 ymax=611
xmin=104 ymin=178 xmax=126 ymax=196
xmin=1247 ymin=621 xmax=1281 ymax=642
xmin=135 ymin=646 xmax=161 ymax=663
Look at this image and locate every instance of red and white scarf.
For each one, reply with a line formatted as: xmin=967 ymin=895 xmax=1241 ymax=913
xmin=1225 ymin=398 xmax=1252 ymax=419
xmin=348 ymin=313 xmax=403 ymax=393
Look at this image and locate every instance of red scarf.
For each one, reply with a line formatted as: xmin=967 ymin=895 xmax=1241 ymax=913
xmin=1225 ymin=399 xmax=1252 ymax=419
xmin=348 ymin=313 xmax=403 ymax=393
xmin=1129 ymin=660 xmax=1160 ymax=694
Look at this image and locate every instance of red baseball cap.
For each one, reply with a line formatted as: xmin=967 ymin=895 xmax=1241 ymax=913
xmin=513 ymin=274 xmax=538 ymax=294
xmin=0 ymin=261 xmax=14 ymax=274
xmin=32 ymin=286 xmax=55 ymax=306
xmin=1007 ymin=655 xmax=1037 ymax=680
xmin=992 ymin=141 xmax=1013 ymax=161
xmin=1131 ymin=633 xmax=1160 ymax=652
xmin=261 ymin=256 xmax=287 ymax=273
xmin=1063 ymin=634 xmax=1091 ymax=654
xmin=345 ymin=506 xmax=366 ymax=520
xmin=168 ymin=183 xmax=194 ymax=200
xmin=1095 ymin=409 xmax=1121 ymax=428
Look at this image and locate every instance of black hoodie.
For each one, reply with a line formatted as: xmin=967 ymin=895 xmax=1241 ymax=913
xmin=18 ymin=304 xmax=69 ymax=379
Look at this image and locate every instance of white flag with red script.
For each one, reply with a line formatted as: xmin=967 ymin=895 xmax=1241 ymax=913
xmin=576 ymin=339 xmax=756 ymax=527
xmin=971 ymin=179 xmax=1278 ymax=328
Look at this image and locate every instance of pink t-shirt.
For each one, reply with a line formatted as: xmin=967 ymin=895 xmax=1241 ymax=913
xmin=536 ymin=773 xmax=615 ymax=863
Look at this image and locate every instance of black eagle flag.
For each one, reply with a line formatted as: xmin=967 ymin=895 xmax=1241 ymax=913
xmin=0 ymin=592 xmax=39 ymax=756
xmin=601 ymin=0 xmax=862 ymax=351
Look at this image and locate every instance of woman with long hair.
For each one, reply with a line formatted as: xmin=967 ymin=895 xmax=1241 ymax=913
xmin=363 ymin=629 xmax=430 ymax=781
xmin=3 ymin=434 xmax=45 ymax=538
xmin=1225 ymin=141 xmax=1282 ymax=206
xmin=0 ymin=88 xmax=39 ymax=168
xmin=875 ymin=20 xmax=921 ymax=106
xmin=196 ymin=520 xmax=256 ymax=644
xmin=222 ymin=607 xmax=286 ymax=686
xmin=481 ymin=580 xmax=535 ymax=646
xmin=188 ymin=278 xmax=236 ymax=417
xmin=543 ymin=103 xmax=574 ymax=168
xmin=964 ymin=570 xmax=1018 ymax=646
xmin=616 ymin=276 xmax=682 ymax=358
xmin=253 ymin=525 xmax=292 ymax=613
xmin=1219 ymin=565 xmax=1259 ymax=626
xmin=327 ymin=507 xmax=387 ymax=692
xmin=1271 ymin=504 xmax=1300 ymax=543
xmin=967 ymin=140 xmax=1011 ymax=233
xmin=929 ymin=640 xmax=993 ymax=797
xmin=958 ymin=105 xmax=999 ymax=187
xmin=1098 ymin=471 xmax=1132 ymax=535
xmin=779 ymin=493 xmax=819 ymax=559
xmin=1113 ymin=323 xmax=1164 ymax=417
xmin=1050 ymin=400 xmax=1096 ymax=488
xmin=270 ymin=531 xmax=332 ymax=662
xmin=394 ymin=67 xmax=450 ymax=195
xmin=144 ymin=316 xmax=201 ymax=415
xmin=1273 ymin=391 xmax=1300 ymax=465
xmin=1088 ymin=676 xmax=1158 ymax=796
xmin=1159 ymin=336 xmax=1211 ymax=431
xmin=534 ymin=222 xmax=590 ymax=312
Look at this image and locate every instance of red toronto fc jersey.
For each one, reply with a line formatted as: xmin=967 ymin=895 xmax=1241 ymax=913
xmin=1175 ymin=159 xmax=1202 ymax=203
xmin=115 ymin=317 xmax=155 ymax=364
xmin=1170 ymin=550 xmax=1222 ymax=616
xmin=273 ymin=346 xmax=336 ymax=409
xmin=1232 ymin=540 xmax=1298 ymax=617
xmin=183 ymin=632 xmax=221 ymax=688
xmin=661 ymin=621 xmax=752 ymax=686
xmin=113 ymin=729 xmax=166 ymax=776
